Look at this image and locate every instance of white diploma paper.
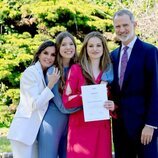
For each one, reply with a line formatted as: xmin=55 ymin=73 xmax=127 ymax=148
xmin=81 ymin=84 xmax=110 ymax=122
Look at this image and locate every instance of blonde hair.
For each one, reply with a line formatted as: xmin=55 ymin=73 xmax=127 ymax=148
xmin=79 ymin=31 xmax=111 ymax=84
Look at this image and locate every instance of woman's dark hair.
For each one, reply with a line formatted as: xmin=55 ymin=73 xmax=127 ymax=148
xmin=31 ymin=40 xmax=55 ymax=65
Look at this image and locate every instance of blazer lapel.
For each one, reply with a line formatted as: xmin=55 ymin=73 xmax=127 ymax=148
xmin=115 ymin=47 xmax=121 ymax=82
xmin=122 ymin=38 xmax=142 ymax=88
xmin=111 ymin=47 xmax=121 ymax=91
xmin=35 ymin=61 xmax=46 ymax=87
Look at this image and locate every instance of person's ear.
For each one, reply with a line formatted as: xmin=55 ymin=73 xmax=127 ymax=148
xmin=134 ymin=21 xmax=137 ymax=28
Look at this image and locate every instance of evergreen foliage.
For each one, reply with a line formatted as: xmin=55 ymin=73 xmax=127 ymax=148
xmin=0 ymin=0 xmax=157 ymax=127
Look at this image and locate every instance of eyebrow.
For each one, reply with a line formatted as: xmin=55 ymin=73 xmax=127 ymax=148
xmin=43 ymin=50 xmax=56 ymax=55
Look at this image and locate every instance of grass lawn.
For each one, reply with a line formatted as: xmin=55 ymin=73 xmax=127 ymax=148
xmin=0 ymin=128 xmax=11 ymax=152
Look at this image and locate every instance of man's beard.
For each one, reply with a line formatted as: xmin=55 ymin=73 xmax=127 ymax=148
xmin=117 ymin=29 xmax=134 ymax=43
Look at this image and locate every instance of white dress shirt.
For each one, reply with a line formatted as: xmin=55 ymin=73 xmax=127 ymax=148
xmin=118 ymin=36 xmax=137 ymax=79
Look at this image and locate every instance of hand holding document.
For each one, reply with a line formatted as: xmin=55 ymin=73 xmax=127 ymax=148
xmin=81 ymin=84 xmax=110 ymax=122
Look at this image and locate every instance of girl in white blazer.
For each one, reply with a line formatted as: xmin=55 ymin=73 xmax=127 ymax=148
xmin=7 ymin=40 xmax=60 ymax=158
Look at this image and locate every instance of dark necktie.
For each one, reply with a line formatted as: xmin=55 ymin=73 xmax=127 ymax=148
xmin=119 ymin=46 xmax=129 ymax=89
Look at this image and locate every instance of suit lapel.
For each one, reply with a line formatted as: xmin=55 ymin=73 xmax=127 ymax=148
xmin=122 ymin=38 xmax=142 ymax=88
xmin=115 ymin=47 xmax=121 ymax=81
xmin=35 ymin=61 xmax=46 ymax=87
xmin=111 ymin=47 xmax=121 ymax=91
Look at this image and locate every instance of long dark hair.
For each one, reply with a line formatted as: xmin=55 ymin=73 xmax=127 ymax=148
xmin=31 ymin=40 xmax=55 ymax=65
xmin=56 ymin=31 xmax=78 ymax=92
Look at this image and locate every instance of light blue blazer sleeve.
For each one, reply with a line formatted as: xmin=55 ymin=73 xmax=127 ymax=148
xmin=47 ymin=66 xmax=82 ymax=114
xmin=101 ymin=63 xmax=114 ymax=83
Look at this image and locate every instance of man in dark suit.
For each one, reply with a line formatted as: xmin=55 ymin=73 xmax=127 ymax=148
xmin=110 ymin=9 xmax=158 ymax=158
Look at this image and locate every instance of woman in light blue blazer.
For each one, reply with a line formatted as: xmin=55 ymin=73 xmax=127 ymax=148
xmin=37 ymin=31 xmax=114 ymax=158
xmin=7 ymin=40 xmax=60 ymax=158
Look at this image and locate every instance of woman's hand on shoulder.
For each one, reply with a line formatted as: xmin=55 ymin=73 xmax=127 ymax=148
xmin=47 ymin=67 xmax=60 ymax=89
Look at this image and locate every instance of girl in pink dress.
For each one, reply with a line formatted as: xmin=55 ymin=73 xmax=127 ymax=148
xmin=62 ymin=31 xmax=115 ymax=158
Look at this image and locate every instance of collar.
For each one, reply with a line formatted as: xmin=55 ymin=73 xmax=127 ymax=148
xmin=35 ymin=61 xmax=46 ymax=86
xmin=121 ymin=36 xmax=137 ymax=50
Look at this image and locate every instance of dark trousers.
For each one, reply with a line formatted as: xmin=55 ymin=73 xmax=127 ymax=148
xmin=112 ymin=118 xmax=158 ymax=158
